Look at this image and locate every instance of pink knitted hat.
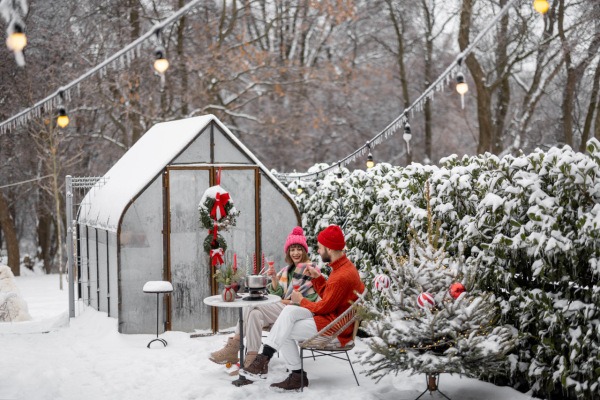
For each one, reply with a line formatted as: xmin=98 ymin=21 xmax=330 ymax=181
xmin=284 ymin=226 xmax=309 ymax=253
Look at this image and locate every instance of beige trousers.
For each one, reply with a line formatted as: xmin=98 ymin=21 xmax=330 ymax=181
xmin=235 ymin=301 xmax=286 ymax=352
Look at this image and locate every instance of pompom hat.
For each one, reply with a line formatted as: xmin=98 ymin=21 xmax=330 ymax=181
xmin=317 ymin=225 xmax=346 ymax=250
xmin=284 ymin=226 xmax=309 ymax=253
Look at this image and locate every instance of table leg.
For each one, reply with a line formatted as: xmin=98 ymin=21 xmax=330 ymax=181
xmin=232 ymin=307 xmax=253 ymax=386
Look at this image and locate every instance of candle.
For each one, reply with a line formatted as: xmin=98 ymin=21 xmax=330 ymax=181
xmin=253 ymin=253 xmax=257 ymax=275
xmin=233 ymin=253 xmax=237 ymax=273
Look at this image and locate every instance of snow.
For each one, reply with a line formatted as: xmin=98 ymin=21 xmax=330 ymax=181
xmin=0 ymin=273 xmax=540 ymax=400
xmin=142 ymin=281 xmax=174 ymax=293
xmin=78 ymin=114 xmax=293 ymax=232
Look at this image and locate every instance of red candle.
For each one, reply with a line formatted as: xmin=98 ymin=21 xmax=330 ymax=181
xmin=233 ymin=253 xmax=237 ymax=273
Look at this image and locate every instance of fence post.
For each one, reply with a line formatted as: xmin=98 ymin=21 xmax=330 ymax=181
xmin=66 ymin=175 xmax=75 ymax=318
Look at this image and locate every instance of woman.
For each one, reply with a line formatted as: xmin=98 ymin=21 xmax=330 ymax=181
xmin=209 ymin=226 xmax=319 ymax=373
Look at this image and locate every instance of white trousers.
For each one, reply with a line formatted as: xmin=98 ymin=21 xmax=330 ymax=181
xmin=263 ymin=305 xmax=319 ymax=371
xmin=235 ymin=302 xmax=286 ymax=352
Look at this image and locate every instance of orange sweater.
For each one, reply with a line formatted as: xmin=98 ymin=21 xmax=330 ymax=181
xmin=299 ymin=254 xmax=365 ymax=346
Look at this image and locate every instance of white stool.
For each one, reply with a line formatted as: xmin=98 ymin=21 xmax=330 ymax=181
xmin=143 ymin=281 xmax=173 ymax=348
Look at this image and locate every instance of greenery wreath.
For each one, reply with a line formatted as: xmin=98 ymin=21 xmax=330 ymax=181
xmin=198 ymin=195 xmax=240 ymax=230
xmin=203 ymin=233 xmax=228 ymax=253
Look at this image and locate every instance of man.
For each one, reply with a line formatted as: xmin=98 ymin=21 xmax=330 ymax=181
xmin=240 ymin=224 xmax=365 ymax=391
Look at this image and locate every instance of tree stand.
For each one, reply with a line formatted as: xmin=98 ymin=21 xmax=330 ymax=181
xmin=415 ymin=373 xmax=451 ymax=400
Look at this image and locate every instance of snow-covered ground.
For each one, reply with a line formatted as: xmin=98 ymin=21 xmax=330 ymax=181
xmin=0 ymin=272 xmax=538 ymax=400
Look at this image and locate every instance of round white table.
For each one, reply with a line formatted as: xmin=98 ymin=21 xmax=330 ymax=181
xmin=203 ymin=293 xmax=281 ymax=386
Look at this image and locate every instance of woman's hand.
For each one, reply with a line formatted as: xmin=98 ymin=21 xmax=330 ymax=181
xmin=305 ymin=264 xmax=321 ymax=279
xmin=281 ymin=299 xmax=292 ymax=305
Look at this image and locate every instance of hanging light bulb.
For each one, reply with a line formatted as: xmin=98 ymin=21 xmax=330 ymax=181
xmin=456 ymin=72 xmax=468 ymax=109
xmin=6 ymin=23 xmax=27 ymax=52
xmin=295 ymin=180 xmax=303 ymax=195
xmin=533 ymin=0 xmax=549 ymax=14
xmin=154 ymin=48 xmax=169 ymax=74
xmin=403 ymin=122 xmax=412 ymax=154
xmin=57 ymin=108 xmax=70 ymax=128
xmin=336 ymin=166 xmax=344 ymax=184
xmin=366 ymin=152 xmax=375 ymax=169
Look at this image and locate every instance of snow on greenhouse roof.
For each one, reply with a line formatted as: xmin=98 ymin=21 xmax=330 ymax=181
xmin=78 ymin=114 xmax=291 ymax=232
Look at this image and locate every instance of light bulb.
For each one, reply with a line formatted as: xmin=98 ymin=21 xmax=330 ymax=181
xmin=533 ymin=0 xmax=549 ymax=14
xmin=366 ymin=153 xmax=375 ymax=169
xmin=6 ymin=31 xmax=27 ymax=52
xmin=153 ymin=49 xmax=169 ymax=74
xmin=296 ymin=187 xmax=303 ymax=195
xmin=456 ymin=73 xmax=469 ymax=95
xmin=57 ymin=108 xmax=70 ymax=128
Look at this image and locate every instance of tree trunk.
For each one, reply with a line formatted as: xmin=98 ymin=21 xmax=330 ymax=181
xmin=385 ymin=0 xmax=411 ymax=164
xmin=458 ymin=0 xmax=494 ymax=154
xmin=422 ymin=0 xmax=433 ymax=162
xmin=0 ymin=190 xmax=20 ymax=276
xmin=492 ymin=0 xmax=510 ymax=153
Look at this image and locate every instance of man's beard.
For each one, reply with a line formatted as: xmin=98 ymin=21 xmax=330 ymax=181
xmin=321 ymin=249 xmax=331 ymax=263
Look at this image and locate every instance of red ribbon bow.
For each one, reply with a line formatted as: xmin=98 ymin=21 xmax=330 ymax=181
xmin=210 ymin=192 xmax=230 ymax=221
xmin=210 ymin=248 xmax=224 ymax=266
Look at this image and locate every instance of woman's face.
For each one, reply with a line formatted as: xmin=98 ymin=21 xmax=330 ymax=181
xmin=289 ymin=245 xmax=305 ymax=265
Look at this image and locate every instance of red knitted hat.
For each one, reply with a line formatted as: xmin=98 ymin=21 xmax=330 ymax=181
xmin=284 ymin=226 xmax=309 ymax=253
xmin=317 ymin=225 xmax=346 ymax=250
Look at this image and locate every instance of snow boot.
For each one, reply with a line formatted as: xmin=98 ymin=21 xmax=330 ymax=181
xmin=209 ymin=336 xmax=240 ymax=365
xmin=228 ymin=351 xmax=258 ymax=376
xmin=270 ymin=371 xmax=309 ymax=391
xmin=239 ymin=354 xmax=269 ymax=380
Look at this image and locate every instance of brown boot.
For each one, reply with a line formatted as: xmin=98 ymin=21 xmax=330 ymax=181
xmin=270 ymin=371 xmax=309 ymax=391
xmin=239 ymin=354 xmax=269 ymax=380
xmin=228 ymin=351 xmax=258 ymax=376
xmin=209 ymin=336 xmax=240 ymax=365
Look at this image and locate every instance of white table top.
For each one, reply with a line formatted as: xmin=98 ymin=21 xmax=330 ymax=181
xmin=203 ymin=293 xmax=281 ymax=308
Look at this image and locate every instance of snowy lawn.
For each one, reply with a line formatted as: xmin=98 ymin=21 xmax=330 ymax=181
xmin=0 ymin=273 xmax=538 ymax=400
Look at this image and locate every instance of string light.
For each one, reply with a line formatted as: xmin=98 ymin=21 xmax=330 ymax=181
xmin=403 ymin=122 xmax=412 ymax=154
xmin=366 ymin=142 xmax=375 ymax=169
xmin=533 ymin=0 xmax=549 ymax=14
xmin=56 ymin=91 xmax=69 ymax=128
xmin=6 ymin=23 xmax=27 ymax=53
xmin=153 ymin=29 xmax=169 ymax=74
xmin=456 ymin=58 xmax=469 ymax=109
xmin=153 ymin=48 xmax=169 ymax=74
xmin=336 ymin=165 xmax=344 ymax=184
xmin=57 ymin=108 xmax=69 ymax=128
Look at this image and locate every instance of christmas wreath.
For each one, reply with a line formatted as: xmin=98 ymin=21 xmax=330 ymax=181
xmin=203 ymin=233 xmax=228 ymax=253
xmin=198 ymin=185 xmax=240 ymax=230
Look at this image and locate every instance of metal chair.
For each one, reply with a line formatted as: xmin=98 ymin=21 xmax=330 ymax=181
xmin=298 ymin=292 xmax=365 ymax=391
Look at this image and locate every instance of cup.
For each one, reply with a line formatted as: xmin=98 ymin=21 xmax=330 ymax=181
xmin=267 ymin=261 xmax=275 ymax=276
xmin=293 ymin=284 xmax=300 ymax=291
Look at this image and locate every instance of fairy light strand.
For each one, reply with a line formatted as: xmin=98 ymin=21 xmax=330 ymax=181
xmin=273 ymin=0 xmax=521 ymax=182
xmin=0 ymin=0 xmax=205 ymax=135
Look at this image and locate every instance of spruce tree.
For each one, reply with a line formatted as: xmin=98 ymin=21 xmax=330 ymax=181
xmin=359 ymin=184 xmax=516 ymax=389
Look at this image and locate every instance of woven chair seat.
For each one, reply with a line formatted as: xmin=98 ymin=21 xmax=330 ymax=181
xmin=298 ymin=291 xmax=366 ymax=391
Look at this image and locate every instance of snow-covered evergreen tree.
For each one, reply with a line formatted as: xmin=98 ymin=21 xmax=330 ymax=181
xmin=358 ymin=185 xmax=516 ymax=383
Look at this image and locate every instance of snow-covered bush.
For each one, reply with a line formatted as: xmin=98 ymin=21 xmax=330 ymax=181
xmin=290 ymin=139 xmax=600 ymax=400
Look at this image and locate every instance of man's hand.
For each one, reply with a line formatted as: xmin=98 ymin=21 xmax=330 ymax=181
xmin=291 ymin=290 xmax=303 ymax=305
xmin=305 ymin=264 xmax=321 ymax=278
